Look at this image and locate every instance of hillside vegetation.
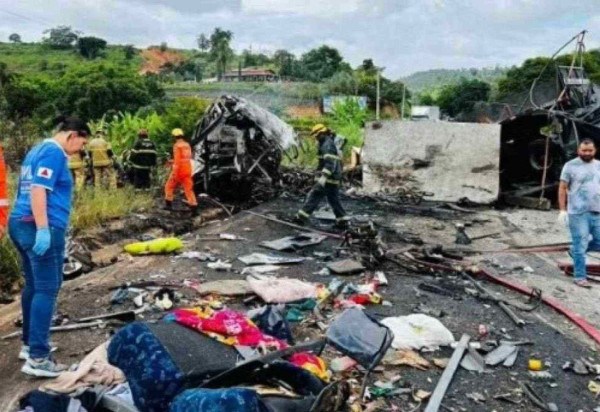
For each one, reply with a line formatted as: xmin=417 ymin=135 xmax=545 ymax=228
xmin=401 ymin=67 xmax=508 ymax=92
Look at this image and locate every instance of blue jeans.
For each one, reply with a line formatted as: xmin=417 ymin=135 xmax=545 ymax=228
xmin=568 ymin=212 xmax=600 ymax=280
xmin=8 ymin=218 xmax=65 ymax=359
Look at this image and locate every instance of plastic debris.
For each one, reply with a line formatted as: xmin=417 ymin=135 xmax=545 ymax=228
xmin=124 ymin=237 xmax=183 ymax=255
xmin=528 ymin=359 xmax=543 ymax=371
xmin=330 ymin=356 xmax=358 ymax=372
xmin=381 ymin=314 xmax=455 ymax=350
xmin=207 ymin=260 xmax=232 ymax=271
xmin=238 ymin=253 xmax=305 ymax=266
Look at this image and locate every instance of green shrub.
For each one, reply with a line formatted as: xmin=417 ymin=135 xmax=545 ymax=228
xmin=0 ymin=234 xmax=21 ymax=293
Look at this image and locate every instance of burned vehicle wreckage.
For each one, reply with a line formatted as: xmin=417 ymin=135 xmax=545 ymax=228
xmin=191 ymin=95 xmax=299 ymax=201
xmin=500 ymin=31 xmax=600 ymax=200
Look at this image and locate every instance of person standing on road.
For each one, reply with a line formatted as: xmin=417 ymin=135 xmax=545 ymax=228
xmin=164 ymin=128 xmax=198 ymax=216
xmin=88 ymin=130 xmax=117 ymax=189
xmin=558 ymin=138 xmax=600 ymax=288
xmin=9 ymin=115 xmax=89 ymax=377
xmin=0 ymin=142 xmax=8 ymax=238
xmin=294 ymin=124 xmax=348 ymax=228
xmin=129 ymin=128 xmax=157 ymax=190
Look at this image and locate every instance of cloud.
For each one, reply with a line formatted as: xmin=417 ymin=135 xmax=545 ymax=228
xmin=0 ymin=0 xmax=597 ymax=77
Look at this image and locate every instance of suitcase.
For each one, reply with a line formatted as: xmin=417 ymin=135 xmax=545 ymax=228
xmin=108 ymin=321 xmax=239 ymax=412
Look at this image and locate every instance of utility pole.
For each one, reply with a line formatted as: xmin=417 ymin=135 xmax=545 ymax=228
xmin=401 ymin=84 xmax=406 ymax=120
xmin=376 ymin=68 xmax=381 ymax=120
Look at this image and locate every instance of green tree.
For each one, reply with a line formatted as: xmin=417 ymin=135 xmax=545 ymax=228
xmin=209 ymin=28 xmax=233 ymax=79
xmin=123 ymin=44 xmax=136 ymax=60
xmin=77 ymin=36 xmax=107 ymax=59
xmin=437 ymin=78 xmax=490 ymax=117
xmin=52 ymin=64 xmax=165 ymax=120
xmin=159 ymin=42 xmax=168 ymax=52
xmin=42 ymin=25 xmax=79 ymax=49
xmin=197 ymin=33 xmax=210 ymax=52
xmin=496 ymin=57 xmax=553 ymax=100
xmin=273 ymin=49 xmax=296 ymax=77
xmin=300 ymin=45 xmax=346 ymax=82
xmin=326 ymin=71 xmax=358 ymax=95
xmin=417 ymin=92 xmax=436 ymax=105
xmin=8 ymin=33 xmax=21 ymax=43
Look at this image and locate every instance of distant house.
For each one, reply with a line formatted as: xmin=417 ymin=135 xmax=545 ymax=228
xmin=222 ymin=68 xmax=277 ymax=82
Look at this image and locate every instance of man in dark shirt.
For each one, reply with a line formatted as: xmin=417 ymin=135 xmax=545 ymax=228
xmin=295 ymin=124 xmax=348 ymax=228
xmin=129 ymin=129 xmax=158 ymax=190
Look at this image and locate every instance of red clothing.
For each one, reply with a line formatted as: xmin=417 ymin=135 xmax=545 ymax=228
xmin=164 ymin=139 xmax=196 ymax=206
xmin=0 ymin=145 xmax=8 ymax=228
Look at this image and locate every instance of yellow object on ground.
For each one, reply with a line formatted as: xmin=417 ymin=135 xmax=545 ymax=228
xmin=124 ymin=237 xmax=184 ymax=255
xmin=528 ymin=359 xmax=543 ymax=371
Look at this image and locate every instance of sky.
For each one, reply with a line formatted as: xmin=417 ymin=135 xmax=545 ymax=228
xmin=0 ymin=0 xmax=598 ymax=78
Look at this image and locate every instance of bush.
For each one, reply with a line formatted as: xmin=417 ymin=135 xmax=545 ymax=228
xmin=330 ymin=98 xmax=367 ymax=157
xmin=97 ymin=111 xmax=167 ymax=155
xmin=161 ymin=96 xmax=210 ymax=140
xmin=0 ymin=236 xmax=21 ymax=293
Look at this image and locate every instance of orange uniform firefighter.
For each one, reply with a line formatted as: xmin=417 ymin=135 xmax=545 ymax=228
xmin=164 ymin=128 xmax=198 ymax=216
xmin=0 ymin=144 xmax=8 ymax=238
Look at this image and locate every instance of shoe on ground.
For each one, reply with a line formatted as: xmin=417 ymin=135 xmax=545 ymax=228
xmin=19 ymin=343 xmax=57 ymax=361
xmin=574 ymin=279 xmax=592 ymax=288
xmin=21 ymin=357 xmax=67 ymax=378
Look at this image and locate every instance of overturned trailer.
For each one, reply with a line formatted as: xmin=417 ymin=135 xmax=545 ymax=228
xmin=191 ymin=95 xmax=298 ymax=200
xmin=500 ymin=63 xmax=600 ymax=199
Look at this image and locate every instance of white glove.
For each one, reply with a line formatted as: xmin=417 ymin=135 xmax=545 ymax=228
xmin=557 ymin=211 xmax=569 ymax=226
xmin=317 ymin=175 xmax=327 ymax=187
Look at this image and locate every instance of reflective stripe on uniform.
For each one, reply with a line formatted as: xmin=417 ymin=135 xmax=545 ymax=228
xmin=131 ymin=149 xmax=157 ymax=155
xmin=323 ymin=154 xmax=341 ymax=160
xmin=298 ymin=210 xmax=310 ymax=218
xmin=326 ymin=179 xmax=340 ymax=185
xmin=131 ymin=164 xmax=152 ymax=170
xmin=0 ymin=199 xmax=8 ymax=206
xmin=321 ymin=168 xmax=332 ymax=176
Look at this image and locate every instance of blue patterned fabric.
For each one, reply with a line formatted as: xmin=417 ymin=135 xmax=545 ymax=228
xmin=170 ymin=388 xmax=269 ymax=412
xmin=108 ymin=322 xmax=185 ymax=412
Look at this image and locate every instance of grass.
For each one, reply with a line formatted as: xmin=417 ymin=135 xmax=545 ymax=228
xmin=0 ymin=185 xmax=154 ymax=292
xmin=70 ymin=186 xmax=154 ymax=232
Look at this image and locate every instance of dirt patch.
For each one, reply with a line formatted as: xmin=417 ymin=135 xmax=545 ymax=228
xmin=139 ymin=47 xmax=186 ymax=75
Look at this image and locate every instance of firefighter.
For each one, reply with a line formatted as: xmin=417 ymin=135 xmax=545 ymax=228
xmin=164 ymin=128 xmax=198 ymax=216
xmin=0 ymin=143 xmax=8 ymax=239
xmin=88 ymin=130 xmax=117 ymax=189
xmin=67 ymin=146 xmax=88 ymax=191
xmin=295 ymin=124 xmax=348 ymax=228
xmin=129 ymin=129 xmax=157 ymax=190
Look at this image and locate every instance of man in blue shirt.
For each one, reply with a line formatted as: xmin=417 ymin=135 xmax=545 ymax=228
xmin=558 ymin=138 xmax=600 ymax=288
xmin=9 ymin=115 xmax=89 ymax=378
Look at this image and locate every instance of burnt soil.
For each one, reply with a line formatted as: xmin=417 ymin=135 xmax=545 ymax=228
xmin=0 ymin=196 xmax=598 ymax=411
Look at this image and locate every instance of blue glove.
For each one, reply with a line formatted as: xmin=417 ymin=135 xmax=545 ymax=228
xmin=32 ymin=227 xmax=51 ymax=256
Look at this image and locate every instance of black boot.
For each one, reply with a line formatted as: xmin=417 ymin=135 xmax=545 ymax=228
xmin=164 ymin=200 xmax=173 ymax=211
xmin=190 ymin=205 xmax=199 ymax=217
xmin=334 ymin=218 xmax=349 ymax=229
